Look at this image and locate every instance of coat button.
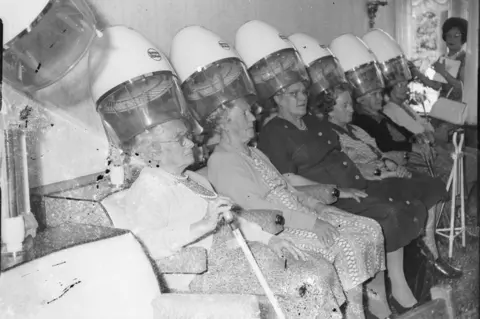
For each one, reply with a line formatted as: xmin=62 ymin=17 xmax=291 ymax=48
xmin=343 ymin=161 xmax=348 ymax=166
xmin=327 ymin=140 xmax=331 ymax=144
xmin=355 ymin=175 xmax=360 ymax=180
xmin=318 ymin=132 xmax=323 ymax=136
xmin=389 ymin=198 xmax=393 ymax=202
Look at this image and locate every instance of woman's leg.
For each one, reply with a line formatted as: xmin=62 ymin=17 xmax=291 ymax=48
xmin=422 ymin=206 xmax=439 ymax=259
xmin=387 ymin=248 xmax=417 ymax=307
xmin=345 ymin=285 xmax=365 ymax=319
xmin=366 ymin=271 xmax=392 ymax=318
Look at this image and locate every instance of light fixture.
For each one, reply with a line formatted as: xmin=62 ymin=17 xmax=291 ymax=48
xmin=367 ymin=0 xmax=388 ymax=29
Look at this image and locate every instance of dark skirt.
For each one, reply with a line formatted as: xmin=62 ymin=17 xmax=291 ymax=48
xmin=367 ymin=174 xmax=447 ymax=210
xmin=334 ymin=189 xmax=428 ymax=253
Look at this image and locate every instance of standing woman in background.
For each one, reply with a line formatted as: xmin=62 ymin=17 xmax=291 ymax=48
xmin=408 ymin=17 xmax=468 ymax=143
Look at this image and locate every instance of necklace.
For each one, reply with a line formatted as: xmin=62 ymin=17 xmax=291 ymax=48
xmin=162 ymin=169 xmax=218 ymax=199
xmin=179 ymin=178 xmax=218 ymax=199
xmin=162 ymin=169 xmax=189 ymax=181
xmin=278 ymin=114 xmax=307 ymax=131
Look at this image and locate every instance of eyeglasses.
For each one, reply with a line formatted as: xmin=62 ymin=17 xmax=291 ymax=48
xmin=395 ymin=82 xmax=409 ymax=89
xmin=280 ymin=90 xmax=309 ymax=98
xmin=446 ymin=33 xmax=462 ymax=39
xmin=156 ymin=132 xmax=193 ymax=147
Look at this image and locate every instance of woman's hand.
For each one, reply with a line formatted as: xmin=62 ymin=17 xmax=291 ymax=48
xmin=383 ymin=151 xmax=408 ymax=166
xmin=383 ymin=158 xmax=398 ymax=171
xmin=432 ymin=60 xmax=447 ymax=77
xmin=415 ymin=133 xmax=431 ymax=145
xmin=268 ymin=237 xmax=308 ymax=261
xmin=358 ymin=163 xmax=385 ymax=181
xmin=203 ymin=196 xmax=235 ymax=230
xmin=408 ymin=61 xmax=423 ymax=78
xmin=424 ymin=131 xmax=436 ymax=144
xmin=395 ymin=166 xmax=412 ymax=179
xmin=297 ymin=184 xmax=339 ymax=205
xmin=338 ymin=188 xmax=369 ymax=202
xmin=313 ymin=218 xmax=340 ymax=247
xmin=412 ymin=143 xmax=434 ymax=162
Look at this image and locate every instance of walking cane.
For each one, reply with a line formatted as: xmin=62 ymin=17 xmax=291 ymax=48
xmin=418 ymin=93 xmax=436 ymax=177
xmin=422 ymin=144 xmax=436 ymax=177
xmin=223 ymin=210 xmax=286 ymax=319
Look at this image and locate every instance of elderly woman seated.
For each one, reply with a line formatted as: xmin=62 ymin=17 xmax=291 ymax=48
xmin=313 ymin=81 xmax=460 ymax=275
xmin=120 ymin=117 xmax=350 ymax=318
xmin=206 ymin=97 xmax=387 ymax=319
xmin=354 ymin=81 xmax=477 ymax=190
xmin=380 ymin=79 xmax=477 ymax=213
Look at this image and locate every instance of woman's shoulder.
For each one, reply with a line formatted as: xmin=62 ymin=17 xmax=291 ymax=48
xmin=352 ymin=112 xmax=375 ymax=126
xmin=349 ymin=124 xmax=367 ymax=134
xmin=208 ymin=145 xmax=239 ymax=164
xmin=185 ymin=170 xmax=214 ymax=191
xmin=382 ymin=101 xmax=398 ymax=112
xmin=260 ymin=116 xmax=290 ymax=135
xmin=457 ymin=50 xmax=467 ymax=62
xmin=132 ymin=167 xmax=177 ymax=189
xmin=207 ymin=146 xmax=248 ymax=175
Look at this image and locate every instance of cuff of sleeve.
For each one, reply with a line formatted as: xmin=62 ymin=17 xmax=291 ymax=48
xmin=237 ymin=218 xmax=274 ymax=245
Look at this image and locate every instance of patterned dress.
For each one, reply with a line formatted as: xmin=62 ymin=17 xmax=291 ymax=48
xmin=123 ymin=167 xmax=346 ymax=318
xmin=208 ymin=145 xmax=386 ymax=291
xmin=331 ymin=123 xmax=447 ymax=209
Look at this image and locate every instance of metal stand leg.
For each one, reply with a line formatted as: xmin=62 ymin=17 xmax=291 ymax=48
xmin=435 ymin=130 xmax=466 ymax=258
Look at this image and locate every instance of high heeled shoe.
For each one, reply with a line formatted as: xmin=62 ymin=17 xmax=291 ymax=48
xmin=433 ymin=257 xmax=463 ymax=279
xmin=416 ymin=239 xmax=463 ymax=279
xmin=388 ymin=294 xmax=419 ymax=315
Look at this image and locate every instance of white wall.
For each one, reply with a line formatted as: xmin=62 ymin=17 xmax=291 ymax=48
xmin=88 ymin=0 xmax=371 ymax=53
xmin=464 ymin=0 xmax=478 ymax=124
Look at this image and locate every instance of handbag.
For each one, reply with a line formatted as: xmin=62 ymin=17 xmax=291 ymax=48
xmin=404 ymin=238 xmax=436 ymax=302
xmin=429 ymin=81 xmax=467 ymax=125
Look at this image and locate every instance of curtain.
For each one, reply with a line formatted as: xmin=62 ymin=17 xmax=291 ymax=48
xmin=464 ymin=0 xmax=478 ymax=124
xmin=395 ymin=0 xmax=414 ymax=58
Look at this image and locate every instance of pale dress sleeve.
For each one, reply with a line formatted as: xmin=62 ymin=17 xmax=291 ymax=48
xmin=383 ymin=103 xmax=425 ymax=135
xmin=187 ymin=171 xmax=273 ymax=244
xmin=208 ymin=151 xmax=318 ymax=230
xmin=123 ymin=171 xmax=195 ymax=259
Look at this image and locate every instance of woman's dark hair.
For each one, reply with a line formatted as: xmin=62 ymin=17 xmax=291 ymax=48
xmin=312 ymin=82 xmax=353 ymax=116
xmin=442 ymin=17 xmax=468 ymax=44
xmin=383 ymin=85 xmax=394 ymax=98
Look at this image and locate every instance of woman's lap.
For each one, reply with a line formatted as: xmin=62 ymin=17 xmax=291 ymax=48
xmin=333 ymin=194 xmax=426 ymax=252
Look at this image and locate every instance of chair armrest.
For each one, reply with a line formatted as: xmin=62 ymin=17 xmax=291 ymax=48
xmin=155 ymin=247 xmax=207 ymax=274
xmin=152 ymin=293 xmax=261 ymax=318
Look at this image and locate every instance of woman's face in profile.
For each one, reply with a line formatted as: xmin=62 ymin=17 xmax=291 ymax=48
xmin=329 ymin=91 xmax=354 ymax=125
xmin=391 ymin=81 xmax=410 ymax=103
xmin=223 ymin=99 xmax=256 ymax=144
xmin=445 ymin=27 xmax=463 ymax=52
xmin=152 ymin=120 xmax=195 ymax=168
xmin=358 ymin=90 xmax=383 ymax=113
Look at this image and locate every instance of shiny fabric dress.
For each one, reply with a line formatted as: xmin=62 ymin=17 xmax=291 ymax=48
xmin=122 ymin=167 xmax=346 ymax=318
xmin=208 ymin=145 xmax=386 ymax=292
xmin=258 ymin=114 xmax=428 ymax=253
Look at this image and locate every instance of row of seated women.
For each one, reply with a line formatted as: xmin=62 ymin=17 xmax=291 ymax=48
xmin=113 ymin=71 xmax=477 ymax=318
